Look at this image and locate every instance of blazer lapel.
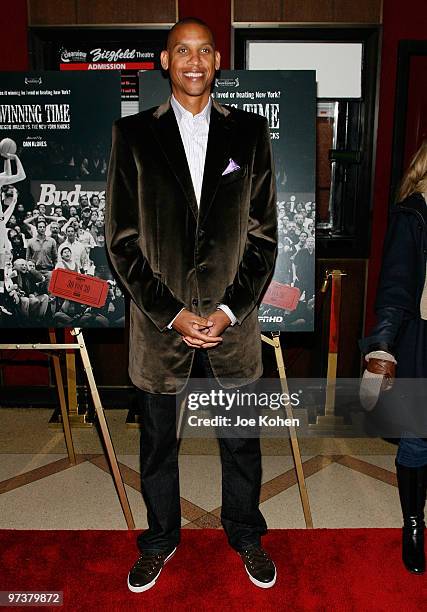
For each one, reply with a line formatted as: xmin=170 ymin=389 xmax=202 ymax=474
xmin=199 ymin=102 xmax=235 ymax=224
xmin=149 ymin=101 xmax=198 ymax=220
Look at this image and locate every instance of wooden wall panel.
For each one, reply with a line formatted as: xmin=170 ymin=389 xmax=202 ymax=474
xmin=28 ymin=0 xmax=176 ymax=25
xmin=234 ymin=0 xmax=285 ymax=22
xmin=28 ymin=0 xmax=77 ymax=25
xmin=234 ymin=0 xmax=382 ymax=23
xmin=283 ymin=0 xmax=335 ymax=22
xmin=76 ymin=0 xmax=176 ymax=24
xmin=333 ymin=0 xmax=382 ymax=23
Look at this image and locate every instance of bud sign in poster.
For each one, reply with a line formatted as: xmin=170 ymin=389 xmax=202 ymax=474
xmin=0 ymin=72 xmax=123 ymax=328
xmin=139 ymin=70 xmax=316 ymax=332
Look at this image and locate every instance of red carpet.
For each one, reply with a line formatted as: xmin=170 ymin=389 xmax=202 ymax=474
xmin=1 ymin=529 xmax=426 ymax=611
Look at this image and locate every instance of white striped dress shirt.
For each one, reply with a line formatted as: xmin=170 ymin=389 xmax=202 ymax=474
xmin=171 ymin=94 xmax=210 ymax=206
xmin=167 ymin=95 xmax=237 ymax=328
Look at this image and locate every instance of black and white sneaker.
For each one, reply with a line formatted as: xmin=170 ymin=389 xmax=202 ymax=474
xmin=127 ymin=547 xmax=176 ymax=593
xmin=239 ymin=546 xmax=277 ymax=588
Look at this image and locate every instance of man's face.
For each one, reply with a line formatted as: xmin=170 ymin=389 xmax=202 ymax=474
xmin=27 ymin=261 xmax=35 ymax=272
xmin=50 ymin=223 xmax=59 ymax=235
xmin=306 ymin=237 xmax=315 ymax=251
xmin=66 ymin=227 xmax=75 ymax=241
xmin=14 ymin=260 xmax=27 ymax=273
xmin=37 ymin=222 xmax=46 ymax=235
xmin=161 ymin=23 xmax=220 ymax=103
xmin=60 ymin=247 xmax=72 ymax=262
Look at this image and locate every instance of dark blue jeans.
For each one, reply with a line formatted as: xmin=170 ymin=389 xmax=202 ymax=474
xmin=136 ymin=349 xmax=267 ymax=553
xmin=397 ymin=436 xmax=427 ymax=468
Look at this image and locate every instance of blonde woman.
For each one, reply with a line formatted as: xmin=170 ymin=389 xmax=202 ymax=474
xmin=361 ymin=140 xmax=427 ymax=574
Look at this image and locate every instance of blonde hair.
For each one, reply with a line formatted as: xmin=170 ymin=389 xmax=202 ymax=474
xmin=398 ymin=140 xmax=427 ymax=202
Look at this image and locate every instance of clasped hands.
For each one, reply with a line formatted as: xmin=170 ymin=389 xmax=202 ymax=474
xmin=172 ymin=308 xmax=230 ymax=349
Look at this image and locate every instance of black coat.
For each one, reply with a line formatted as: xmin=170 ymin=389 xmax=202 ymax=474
xmin=361 ymin=193 xmax=427 ymax=436
xmin=361 ymin=192 xmax=427 ymax=378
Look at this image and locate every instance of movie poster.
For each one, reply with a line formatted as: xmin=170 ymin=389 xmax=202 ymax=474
xmin=0 ymin=72 xmax=123 ymax=328
xmin=139 ymin=70 xmax=316 ymax=332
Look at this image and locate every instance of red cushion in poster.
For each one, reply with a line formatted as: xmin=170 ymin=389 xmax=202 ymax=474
xmin=262 ymin=281 xmax=301 ymax=311
xmin=48 ymin=269 xmax=109 ymax=308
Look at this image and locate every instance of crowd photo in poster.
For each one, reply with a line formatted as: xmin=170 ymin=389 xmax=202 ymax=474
xmin=0 ymin=72 xmax=123 ymax=328
xmin=139 ymin=69 xmax=316 ymax=331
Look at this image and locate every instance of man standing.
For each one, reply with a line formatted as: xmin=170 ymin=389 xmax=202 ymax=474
xmin=106 ymin=18 xmax=277 ymax=592
xmin=47 ymin=221 xmax=66 ymax=247
xmin=60 ymin=226 xmax=89 ymax=273
xmin=292 ymin=235 xmax=315 ymax=302
xmin=25 ymin=218 xmax=57 ymax=277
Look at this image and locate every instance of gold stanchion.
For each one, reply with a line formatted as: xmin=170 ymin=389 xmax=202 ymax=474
xmin=0 ymin=329 xmax=135 ymax=529
xmin=311 ymin=269 xmax=351 ymax=433
xmin=261 ymin=332 xmax=313 ymax=529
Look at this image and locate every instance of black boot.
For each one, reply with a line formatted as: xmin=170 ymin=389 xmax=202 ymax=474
xmin=395 ymin=462 xmax=427 ymax=574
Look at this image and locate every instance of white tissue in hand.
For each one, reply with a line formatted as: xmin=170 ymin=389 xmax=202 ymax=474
xmin=359 ymin=370 xmax=384 ymax=412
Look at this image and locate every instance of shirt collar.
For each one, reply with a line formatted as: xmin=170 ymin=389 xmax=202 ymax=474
xmin=171 ymin=94 xmax=211 ymax=126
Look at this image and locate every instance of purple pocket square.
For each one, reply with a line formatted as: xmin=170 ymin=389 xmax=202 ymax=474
xmin=222 ymin=158 xmax=241 ymax=176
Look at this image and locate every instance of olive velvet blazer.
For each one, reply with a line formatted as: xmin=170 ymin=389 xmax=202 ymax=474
xmin=105 ymin=97 xmax=277 ymax=393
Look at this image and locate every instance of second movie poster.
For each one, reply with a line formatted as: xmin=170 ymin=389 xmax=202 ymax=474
xmin=139 ymin=69 xmax=317 ymax=332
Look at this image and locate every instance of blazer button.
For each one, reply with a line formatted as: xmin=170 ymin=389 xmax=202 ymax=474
xmin=192 ymin=298 xmax=198 ymax=306
xmin=197 ymin=264 xmax=207 ymax=273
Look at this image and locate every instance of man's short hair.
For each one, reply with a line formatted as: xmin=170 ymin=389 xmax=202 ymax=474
xmin=166 ymin=17 xmax=215 ymax=49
